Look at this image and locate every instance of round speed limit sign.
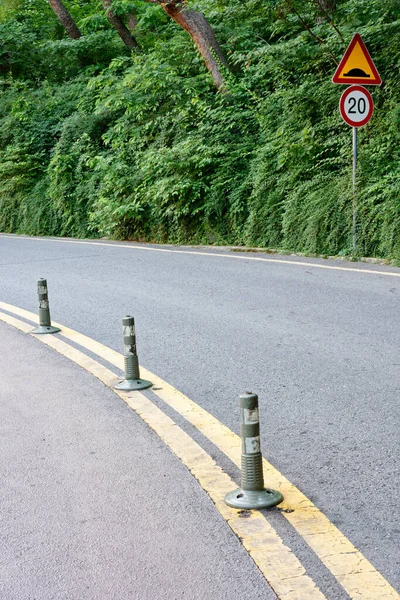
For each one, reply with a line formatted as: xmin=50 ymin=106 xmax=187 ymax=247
xmin=340 ymin=85 xmax=374 ymax=127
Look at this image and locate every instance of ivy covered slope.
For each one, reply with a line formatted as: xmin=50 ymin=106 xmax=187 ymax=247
xmin=0 ymin=0 xmax=399 ymax=258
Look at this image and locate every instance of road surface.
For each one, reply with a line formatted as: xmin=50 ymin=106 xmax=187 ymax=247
xmin=0 ymin=234 xmax=399 ymax=598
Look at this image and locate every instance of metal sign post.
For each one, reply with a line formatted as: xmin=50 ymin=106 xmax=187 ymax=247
xmin=352 ymin=126 xmax=357 ymax=251
xmin=339 ymin=84 xmax=373 ymax=253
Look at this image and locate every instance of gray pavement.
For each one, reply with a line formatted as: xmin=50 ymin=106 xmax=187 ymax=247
xmin=0 ymin=234 xmax=399 ymax=595
xmin=0 ymin=320 xmax=276 ymax=600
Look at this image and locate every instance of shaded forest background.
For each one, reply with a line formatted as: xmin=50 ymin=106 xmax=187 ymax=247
xmin=0 ymin=0 xmax=399 ymax=258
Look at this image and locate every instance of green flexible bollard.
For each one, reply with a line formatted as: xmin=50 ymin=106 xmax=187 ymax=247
xmin=225 ymin=392 xmax=283 ymax=510
xmin=114 ymin=316 xmax=152 ymax=391
xmin=31 ymin=278 xmax=60 ymax=335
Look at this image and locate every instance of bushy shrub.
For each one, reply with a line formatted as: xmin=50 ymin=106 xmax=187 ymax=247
xmin=0 ymin=0 xmax=399 ymax=258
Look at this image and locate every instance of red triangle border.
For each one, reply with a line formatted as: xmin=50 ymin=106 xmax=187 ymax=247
xmin=332 ymin=33 xmax=382 ymax=86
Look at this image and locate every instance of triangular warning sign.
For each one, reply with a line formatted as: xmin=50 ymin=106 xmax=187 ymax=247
xmin=332 ymin=33 xmax=382 ymax=85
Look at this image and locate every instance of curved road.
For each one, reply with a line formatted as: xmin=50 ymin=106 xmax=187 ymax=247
xmin=1 ymin=234 xmax=399 ymax=597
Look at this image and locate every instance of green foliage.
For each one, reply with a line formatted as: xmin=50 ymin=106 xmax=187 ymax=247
xmin=0 ymin=0 xmax=399 ymax=258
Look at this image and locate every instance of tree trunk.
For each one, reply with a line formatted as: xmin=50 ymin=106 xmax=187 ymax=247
xmin=48 ymin=0 xmax=81 ymax=39
xmin=318 ymin=0 xmax=335 ymax=11
xmin=127 ymin=12 xmax=138 ymax=32
xmin=160 ymin=3 xmax=228 ymax=91
xmin=101 ymin=0 xmax=140 ymax=50
xmin=316 ymin=0 xmax=336 ymax=23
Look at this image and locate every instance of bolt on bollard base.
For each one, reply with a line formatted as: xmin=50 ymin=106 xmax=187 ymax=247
xmin=114 ymin=316 xmax=152 ymax=391
xmin=31 ymin=278 xmax=60 ymax=335
xmin=225 ymin=392 xmax=283 ymax=510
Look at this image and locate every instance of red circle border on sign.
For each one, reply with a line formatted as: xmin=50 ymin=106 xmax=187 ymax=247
xmin=340 ymin=85 xmax=374 ymax=127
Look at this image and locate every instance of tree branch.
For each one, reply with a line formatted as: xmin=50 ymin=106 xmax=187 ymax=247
xmin=101 ymin=0 xmax=140 ymax=49
xmin=285 ymin=0 xmax=338 ymax=64
xmin=312 ymin=0 xmax=344 ymax=42
xmin=144 ymin=0 xmax=229 ymax=91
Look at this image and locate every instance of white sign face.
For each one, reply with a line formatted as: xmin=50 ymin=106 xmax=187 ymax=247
xmin=340 ymin=85 xmax=374 ymax=127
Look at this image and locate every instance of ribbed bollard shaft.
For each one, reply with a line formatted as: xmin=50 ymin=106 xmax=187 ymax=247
xmin=240 ymin=393 xmax=265 ymax=492
xmin=122 ymin=316 xmax=139 ymax=381
xmin=37 ymin=278 xmax=51 ymax=327
xmin=31 ymin=278 xmax=60 ymax=334
xmin=114 ymin=316 xmax=152 ymax=391
xmin=124 ymin=355 xmax=139 ymax=380
xmin=224 ymin=392 xmax=283 ymax=510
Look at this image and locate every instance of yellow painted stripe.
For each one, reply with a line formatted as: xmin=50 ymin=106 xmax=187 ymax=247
xmin=1 ymin=302 xmax=399 ymax=599
xmin=0 ymin=310 xmax=325 ymax=600
xmin=1 ymin=233 xmax=400 ymax=278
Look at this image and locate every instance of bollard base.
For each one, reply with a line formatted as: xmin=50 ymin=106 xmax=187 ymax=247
xmin=225 ymin=488 xmax=283 ymax=510
xmin=114 ymin=378 xmax=152 ymax=391
xmin=31 ymin=325 xmax=61 ymax=335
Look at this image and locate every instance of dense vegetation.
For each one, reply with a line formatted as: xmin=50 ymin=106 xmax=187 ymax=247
xmin=0 ymin=0 xmax=399 ymax=258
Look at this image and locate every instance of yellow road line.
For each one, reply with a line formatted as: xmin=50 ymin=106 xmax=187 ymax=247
xmin=0 ymin=311 xmax=325 ymax=600
xmin=0 ymin=302 xmax=400 ymax=600
xmin=1 ymin=301 xmax=399 ymax=598
xmin=1 ymin=233 xmax=400 ymax=278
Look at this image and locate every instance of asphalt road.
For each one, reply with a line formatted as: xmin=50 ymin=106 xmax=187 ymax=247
xmin=1 ymin=234 xmax=399 ymax=595
xmin=0 ymin=320 xmax=273 ymax=600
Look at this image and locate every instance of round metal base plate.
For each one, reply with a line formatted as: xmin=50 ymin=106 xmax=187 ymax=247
xmin=114 ymin=378 xmax=152 ymax=391
xmin=31 ymin=325 xmax=61 ymax=335
xmin=225 ymin=488 xmax=283 ymax=510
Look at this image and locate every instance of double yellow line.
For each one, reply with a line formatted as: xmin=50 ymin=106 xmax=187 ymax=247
xmin=0 ymin=301 xmax=398 ymax=600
